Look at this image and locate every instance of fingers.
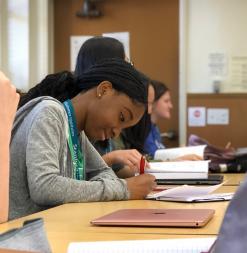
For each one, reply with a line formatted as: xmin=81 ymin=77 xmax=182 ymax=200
xmin=119 ymin=149 xmax=142 ymax=170
xmin=191 ymin=155 xmax=203 ymax=161
xmin=145 ymin=161 xmax=150 ymax=168
xmin=225 ymin=142 xmax=231 ymax=149
xmin=177 ymin=154 xmax=203 ymax=161
xmin=126 ymin=174 xmax=157 ymax=199
xmin=108 ymin=149 xmax=149 ymax=173
xmin=124 ymin=160 xmax=138 ymax=172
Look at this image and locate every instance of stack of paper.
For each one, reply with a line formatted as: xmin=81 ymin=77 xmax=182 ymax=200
xmin=146 ymin=145 xmax=208 ymax=179
xmin=147 ymin=183 xmax=234 ymax=202
xmin=146 ymin=160 xmax=209 ymax=179
xmin=67 ymin=237 xmax=216 ymax=253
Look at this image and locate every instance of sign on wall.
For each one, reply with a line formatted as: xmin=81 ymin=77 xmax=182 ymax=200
xmin=188 ymin=107 xmax=206 ymax=127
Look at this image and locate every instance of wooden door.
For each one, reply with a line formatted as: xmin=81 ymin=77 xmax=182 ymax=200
xmin=54 ymin=0 xmax=179 ymax=147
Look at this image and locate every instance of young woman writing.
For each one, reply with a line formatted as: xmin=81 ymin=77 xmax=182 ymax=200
xmin=10 ymin=59 xmax=156 ymax=220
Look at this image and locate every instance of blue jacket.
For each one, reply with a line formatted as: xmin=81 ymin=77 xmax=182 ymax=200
xmin=144 ymin=123 xmax=165 ymax=157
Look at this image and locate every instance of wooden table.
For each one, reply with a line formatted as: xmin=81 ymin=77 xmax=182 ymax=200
xmin=0 ymin=185 xmax=237 ymax=253
xmin=0 ymin=201 xmax=219 ymax=253
xmin=222 ymin=173 xmax=246 ymax=186
xmin=0 ymin=177 xmax=240 ymax=253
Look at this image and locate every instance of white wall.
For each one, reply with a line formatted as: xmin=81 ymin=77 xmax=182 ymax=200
xmin=186 ymin=0 xmax=247 ymax=93
xmin=0 ymin=0 xmax=53 ymax=91
xmin=29 ymin=0 xmax=54 ymax=90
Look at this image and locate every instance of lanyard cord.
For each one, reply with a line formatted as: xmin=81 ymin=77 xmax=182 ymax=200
xmin=63 ymin=100 xmax=84 ymax=180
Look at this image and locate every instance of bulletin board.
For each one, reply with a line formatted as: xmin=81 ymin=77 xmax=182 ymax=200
xmin=187 ymin=93 xmax=247 ymax=148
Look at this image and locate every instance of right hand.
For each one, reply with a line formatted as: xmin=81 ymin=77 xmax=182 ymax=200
xmin=125 ymin=174 xmax=156 ymax=200
xmin=175 ymin=154 xmax=203 ymax=161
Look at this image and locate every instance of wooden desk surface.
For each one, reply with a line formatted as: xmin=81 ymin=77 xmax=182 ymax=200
xmin=0 ymin=185 xmax=237 ymax=253
xmin=0 ymin=185 xmax=236 ymax=253
xmin=223 ymin=173 xmax=245 ymax=186
xmin=0 ymin=202 xmax=218 ymax=253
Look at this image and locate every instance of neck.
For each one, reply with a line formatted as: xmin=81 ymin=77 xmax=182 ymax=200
xmin=70 ymin=90 xmax=94 ymax=132
xmin=151 ymin=113 xmax=158 ymax=124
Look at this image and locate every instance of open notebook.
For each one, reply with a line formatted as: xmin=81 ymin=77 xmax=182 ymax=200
xmin=67 ymin=237 xmax=216 ymax=253
xmin=154 ymin=145 xmax=206 ymax=161
xmin=147 ymin=183 xmax=234 ymax=202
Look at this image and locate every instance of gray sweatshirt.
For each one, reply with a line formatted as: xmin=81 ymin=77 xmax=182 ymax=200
xmin=9 ymin=97 xmax=129 ymax=220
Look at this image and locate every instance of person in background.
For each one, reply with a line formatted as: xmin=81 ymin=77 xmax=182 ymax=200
xmin=10 ymin=59 xmax=156 ymax=220
xmin=144 ymin=80 xmax=172 ymax=158
xmin=74 ymin=36 xmax=154 ymax=178
xmin=144 ymin=80 xmax=202 ymax=161
xmin=0 ymin=72 xmax=19 ymax=223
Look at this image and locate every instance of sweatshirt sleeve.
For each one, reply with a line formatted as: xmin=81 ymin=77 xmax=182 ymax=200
xmin=26 ymin=103 xmax=129 ymax=207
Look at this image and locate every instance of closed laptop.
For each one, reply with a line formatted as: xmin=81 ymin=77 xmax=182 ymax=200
xmin=91 ymin=208 xmax=215 ymax=227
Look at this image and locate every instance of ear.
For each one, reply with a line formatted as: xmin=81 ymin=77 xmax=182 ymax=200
xmin=96 ymin=81 xmax=113 ymax=98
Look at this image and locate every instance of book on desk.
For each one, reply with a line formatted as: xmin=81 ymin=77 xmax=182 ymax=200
xmin=146 ymin=145 xmax=210 ymax=182
xmin=145 ymin=145 xmax=226 ymax=185
xmin=153 ymin=145 xmax=206 ymax=161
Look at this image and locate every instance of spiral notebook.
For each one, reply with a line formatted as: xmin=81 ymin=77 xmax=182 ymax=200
xmin=67 ymin=237 xmax=216 ymax=253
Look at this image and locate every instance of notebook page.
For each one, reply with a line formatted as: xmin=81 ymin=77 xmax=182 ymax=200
xmin=154 ymin=145 xmax=206 ymax=160
xmin=67 ymin=237 xmax=216 ymax=253
xmin=147 ymin=160 xmax=209 ymax=173
xmin=157 ymin=192 xmax=234 ymax=202
xmin=149 ymin=183 xmax=223 ymax=199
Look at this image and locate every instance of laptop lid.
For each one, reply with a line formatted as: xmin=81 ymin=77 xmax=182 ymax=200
xmin=91 ymin=208 xmax=215 ymax=227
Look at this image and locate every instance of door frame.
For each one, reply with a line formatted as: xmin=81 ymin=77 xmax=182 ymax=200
xmin=179 ymin=0 xmax=188 ymax=146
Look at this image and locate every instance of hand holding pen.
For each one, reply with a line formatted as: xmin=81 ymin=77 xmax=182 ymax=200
xmin=126 ymin=172 xmax=156 ymax=199
xmin=125 ymin=155 xmax=156 ymax=199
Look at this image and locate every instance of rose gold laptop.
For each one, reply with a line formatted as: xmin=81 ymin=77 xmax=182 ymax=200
xmin=91 ymin=209 xmax=215 ymax=227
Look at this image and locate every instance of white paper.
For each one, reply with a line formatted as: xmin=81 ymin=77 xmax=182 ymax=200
xmin=70 ymin=35 xmax=93 ymax=71
xmin=180 ymin=193 xmax=233 ymax=202
xmin=188 ymin=107 xmax=206 ymax=127
xmin=208 ymin=52 xmax=227 ymax=78
xmin=150 ymin=172 xmax=208 ymax=180
xmin=227 ymin=56 xmax=247 ymax=91
xmin=207 ymin=108 xmax=229 ymax=125
xmin=68 ymin=237 xmax=216 ymax=253
xmin=147 ymin=160 xmax=209 ymax=174
xmin=148 ymin=183 xmax=223 ymax=199
xmin=102 ymin=31 xmax=130 ymax=59
xmin=154 ymin=145 xmax=206 ymax=161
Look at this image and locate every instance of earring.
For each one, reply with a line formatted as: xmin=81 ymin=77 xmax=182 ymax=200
xmin=98 ymin=93 xmax=102 ymax=98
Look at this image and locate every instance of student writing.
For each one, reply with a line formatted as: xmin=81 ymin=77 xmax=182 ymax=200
xmin=9 ymin=59 xmax=156 ymax=220
xmin=74 ymin=36 xmax=154 ymax=178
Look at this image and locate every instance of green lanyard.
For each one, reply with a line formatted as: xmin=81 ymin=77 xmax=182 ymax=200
xmin=63 ymin=100 xmax=84 ymax=180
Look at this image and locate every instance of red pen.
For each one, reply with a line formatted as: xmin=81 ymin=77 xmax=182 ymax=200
xmin=139 ymin=155 xmax=146 ymax=174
